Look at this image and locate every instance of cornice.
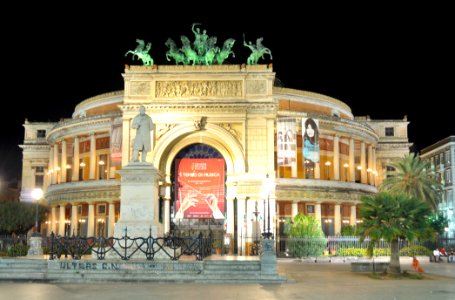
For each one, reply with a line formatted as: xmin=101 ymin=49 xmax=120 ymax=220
xmin=47 ymin=112 xmax=122 ymax=143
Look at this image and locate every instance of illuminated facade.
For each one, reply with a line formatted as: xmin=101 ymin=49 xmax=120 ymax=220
xmin=421 ymin=136 xmax=455 ymax=238
xmin=20 ymin=65 xmax=411 ymax=252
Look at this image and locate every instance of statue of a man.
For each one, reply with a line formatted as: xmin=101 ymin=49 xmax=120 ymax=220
xmin=131 ymin=105 xmax=153 ymax=162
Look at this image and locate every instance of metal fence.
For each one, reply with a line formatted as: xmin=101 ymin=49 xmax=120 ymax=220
xmin=49 ymin=228 xmax=212 ymax=261
xmin=0 ymin=234 xmax=27 ymax=253
xmin=277 ymin=236 xmax=455 ymax=258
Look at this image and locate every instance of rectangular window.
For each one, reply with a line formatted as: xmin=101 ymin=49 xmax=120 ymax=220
xmin=97 ymin=204 xmax=106 ymax=215
xmin=306 ymin=205 xmax=315 ymax=214
xmin=385 ymin=127 xmax=394 ymax=136
xmin=35 ymin=166 xmax=44 ymax=173
xmin=446 ymin=150 xmax=451 ymax=165
xmin=37 ymin=130 xmax=46 ymax=138
xmin=445 ymin=169 xmax=452 ymax=184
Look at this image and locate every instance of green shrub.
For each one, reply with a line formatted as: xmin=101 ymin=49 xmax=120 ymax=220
xmin=288 ymin=237 xmax=327 ymax=257
xmin=340 ymin=225 xmax=357 ymax=236
xmin=286 ymin=214 xmax=327 ymax=257
xmin=399 ymin=245 xmax=431 ymax=257
xmin=7 ymin=243 xmax=29 ymax=257
xmin=337 ymin=247 xmax=391 ymax=257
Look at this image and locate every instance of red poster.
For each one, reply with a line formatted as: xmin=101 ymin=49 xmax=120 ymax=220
xmin=175 ymin=158 xmax=225 ymax=219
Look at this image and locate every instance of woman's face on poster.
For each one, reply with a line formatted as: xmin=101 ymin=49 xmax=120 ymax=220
xmin=306 ymin=124 xmax=315 ymax=138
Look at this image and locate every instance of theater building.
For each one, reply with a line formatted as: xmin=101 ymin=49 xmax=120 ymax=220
xmin=20 ymin=64 xmax=410 ymax=254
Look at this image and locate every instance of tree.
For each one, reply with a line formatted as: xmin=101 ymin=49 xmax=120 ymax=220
xmin=0 ymin=202 xmax=47 ymax=234
xmin=358 ymin=193 xmax=433 ymax=274
xmin=381 ymin=154 xmax=441 ymax=211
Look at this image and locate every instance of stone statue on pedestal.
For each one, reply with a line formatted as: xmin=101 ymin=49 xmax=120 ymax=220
xmin=131 ymin=105 xmax=153 ymax=163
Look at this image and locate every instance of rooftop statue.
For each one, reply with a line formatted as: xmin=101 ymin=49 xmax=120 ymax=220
xmin=243 ymin=36 xmax=273 ymax=65
xmin=125 ymin=39 xmax=154 ymax=66
xmin=165 ymin=24 xmax=235 ymax=65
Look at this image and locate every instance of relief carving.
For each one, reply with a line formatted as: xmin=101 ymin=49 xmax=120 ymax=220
xmin=156 ymin=81 xmax=242 ymax=98
xmin=156 ymin=124 xmax=177 ymax=141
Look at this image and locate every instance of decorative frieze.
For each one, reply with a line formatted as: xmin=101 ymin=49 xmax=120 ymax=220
xmin=156 ymin=81 xmax=242 ymax=98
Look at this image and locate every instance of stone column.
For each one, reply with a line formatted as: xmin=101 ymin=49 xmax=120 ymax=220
xmin=227 ymin=197 xmax=234 ymax=235
xmin=88 ymin=203 xmax=95 ymax=237
xmin=372 ymin=147 xmax=377 ymax=186
xmin=61 ymin=139 xmax=67 ymax=183
xmin=114 ymin=163 xmax=163 ymax=238
xmin=349 ymin=138 xmax=355 ymax=182
xmin=108 ymin=202 xmax=116 ymax=237
xmin=334 ymin=204 xmax=341 ymax=235
xmin=333 ymin=135 xmax=340 ymax=180
xmin=291 ymin=202 xmax=298 ymax=218
xmin=53 ymin=143 xmax=59 ymax=184
xmin=350 ymin=205 xmax=357 ymax=226
xmin=314 ymin=163 xmax=320 ymax=179
xmin=315 ymin=203 xmax=321 ymax=224
xmin=49 ymin=146 xmax=54 ymax=184
xmin=368 ymin=145 xmax=373 ymax=185
xmin=237 ymin=198 xmax=246 ymax=255
xmin=59 ymin=205 xmax=66 ymax=236
xmin=360 ymin=142 xmax=367 ymax=184
xmin=163 ymin=198 xmax=170 ymax=234
xmin=72 ymin=136 xmax=80 ymax=181
xmin=89 ymin=133 xmax=96 ymax=180
xmin=71 ymin=204 xmax=78 ymax=236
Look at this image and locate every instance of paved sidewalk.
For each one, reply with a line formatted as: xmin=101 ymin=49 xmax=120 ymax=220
xmin=0 ymin=258 xmax=454 ymax=300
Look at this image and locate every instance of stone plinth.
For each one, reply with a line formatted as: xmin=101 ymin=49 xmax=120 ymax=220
xmin=114 ymin=162 xmax=163 ymax=238
xmin=27 ymin=236 xmax=43 ymax=256
xmin=260 ymin=239 xmax=277 ymax=274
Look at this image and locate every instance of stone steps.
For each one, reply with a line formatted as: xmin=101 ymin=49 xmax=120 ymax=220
xmin=0 ymin=257 xmax=285 ymax=283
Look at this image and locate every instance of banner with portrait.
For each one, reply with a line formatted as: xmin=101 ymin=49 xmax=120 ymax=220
xmin=302 ymin=118 xmax=320 ymax=163
xmin=277 ymin=119 xmax=297 ymax=166
xmin=110 ymin=117 xmax=123 ymax=167
xmin=175 ymin=158 xmax=225 ymax=219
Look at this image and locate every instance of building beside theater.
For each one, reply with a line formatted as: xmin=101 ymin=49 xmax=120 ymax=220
xmin=20 ymin=64 xmax=411 ymax=254
xmin=420 ymin=136 xmax=455 ymax=238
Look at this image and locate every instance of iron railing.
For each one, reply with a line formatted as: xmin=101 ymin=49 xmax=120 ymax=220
xmin=49 ymin=228 xmax=212 ymax=261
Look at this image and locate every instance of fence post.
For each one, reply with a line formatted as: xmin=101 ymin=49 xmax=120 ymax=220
xmin=49 ymin=232 xmax=54 ymax=260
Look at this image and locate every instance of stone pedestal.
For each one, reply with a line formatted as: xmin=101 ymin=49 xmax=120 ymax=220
xmin=260 ymin=239 xmax=277 ymax=274
xmin=114 ymin=162 xmax=163 ymax=238
xmin=27 ymin=236 xmax=43 ymax=256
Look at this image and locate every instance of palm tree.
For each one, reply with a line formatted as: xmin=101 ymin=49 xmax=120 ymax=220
xmin=358 ymin=193 xmax=432 ymax=274
xmin=381 ymin=154 xmax=441 ymax=211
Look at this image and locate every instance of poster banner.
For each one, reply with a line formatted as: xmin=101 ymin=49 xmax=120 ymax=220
xmin=277 ymin=119 xmax=297 ymax=166
xmin=110 ymin=117 xmax=123 ymax=167
xmin=175 ymin=158 xmax=225 ymax=220
xmin=302 ymin=118 xmax=320 ymax=163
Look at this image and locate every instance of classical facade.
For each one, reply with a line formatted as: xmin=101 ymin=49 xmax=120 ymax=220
xmin=421 ymin=136 xmax=455 ymax=238
xmin=20 ymin=65 xmax=411 ymax=253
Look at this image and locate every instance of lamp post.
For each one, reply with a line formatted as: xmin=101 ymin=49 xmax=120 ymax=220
xmin=262 ymin=174 xmax=273 ymax=239
xmin=28 ymin=188 xmax=43 ymax=256
xmin=31 ymin=188 xmax=43 ymax=236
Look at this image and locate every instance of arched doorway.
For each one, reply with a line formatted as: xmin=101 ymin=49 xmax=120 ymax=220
xmin=170 ymin=143 xmax=226 ymax=240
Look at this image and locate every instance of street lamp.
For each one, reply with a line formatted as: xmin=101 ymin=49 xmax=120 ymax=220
xmin=28 ymin=188 xmax=44 ymax=256
xmin=262 ymin=174 xmax=273 ymax=239
xmin=31 ymin=188 xmax=43 ymax=236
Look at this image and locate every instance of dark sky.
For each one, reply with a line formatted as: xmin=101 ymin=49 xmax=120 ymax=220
xmin=1 ymin=5 xmax=453 ymax=183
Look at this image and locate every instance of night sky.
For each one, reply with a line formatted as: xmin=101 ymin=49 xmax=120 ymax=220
xmin=1 ymin=5 xmax=453 ymax=183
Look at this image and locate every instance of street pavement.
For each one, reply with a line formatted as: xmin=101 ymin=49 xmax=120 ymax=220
xmin=0 ymin=258 xmax=453 ymax=300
